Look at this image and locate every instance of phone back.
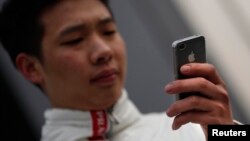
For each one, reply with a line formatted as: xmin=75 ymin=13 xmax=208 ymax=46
xmin=173 ymin=35 xmax=206 ymax=79
xmin=172 ymin=35 xmax=206 ymax=100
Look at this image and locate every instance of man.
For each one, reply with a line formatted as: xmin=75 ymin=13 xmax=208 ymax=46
xmin=0 ymin=0 xmax=235 ymax=140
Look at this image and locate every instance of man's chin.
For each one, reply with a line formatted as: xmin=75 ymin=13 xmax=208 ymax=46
xmin=93 ymin=92 xmax=121 ymax=110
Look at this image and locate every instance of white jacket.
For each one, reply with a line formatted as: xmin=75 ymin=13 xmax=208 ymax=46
xmin=41 ymin=90 xmax=206 ymax=141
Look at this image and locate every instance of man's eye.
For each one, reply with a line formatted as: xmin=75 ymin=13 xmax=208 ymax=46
xmin=103 ymin=30 xmax=116 ymax=36
xmin=62 ymin=38 xmax=83 ymax=45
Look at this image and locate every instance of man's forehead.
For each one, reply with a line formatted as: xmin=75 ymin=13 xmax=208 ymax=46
xmin=41 ymin=1 xmax=110 ymax=24
xmin=40 ymin=0 xmax=113 ymax=38
xmin=41 ymin=0 xmax=109 ymax=17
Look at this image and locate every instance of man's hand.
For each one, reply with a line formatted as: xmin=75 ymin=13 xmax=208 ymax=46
xmin=165 ymin=63 xmax=234 ymax=139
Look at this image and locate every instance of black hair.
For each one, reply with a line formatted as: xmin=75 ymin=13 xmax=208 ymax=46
xmin=0 ymin=0 xmax=110 ymax=65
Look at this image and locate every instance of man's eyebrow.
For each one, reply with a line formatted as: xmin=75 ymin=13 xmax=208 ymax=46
xmin=59 ymin=24 xmax=86 ymax=37
xmin=98 ymin=17 xmax=115 ymax=26
xmin=58 ymin=17 xmax=114 ymax=37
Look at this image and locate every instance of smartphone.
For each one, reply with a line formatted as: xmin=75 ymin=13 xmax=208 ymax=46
xmin=172 ymin=35 xmax=206 ymax=100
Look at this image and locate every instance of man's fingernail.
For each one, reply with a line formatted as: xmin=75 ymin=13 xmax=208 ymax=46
xmin=172 ymin=124 xmax=177 ymax=130
xmin=181 ymin=65 xmax=191 ymax=73
xmin=165 ymin=82 xmax=174 ymax=93
xmin=172 ymin=124 xmax=181 ymax=130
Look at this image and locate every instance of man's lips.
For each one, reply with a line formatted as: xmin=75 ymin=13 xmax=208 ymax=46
xmin=91 ymin=69 xmax=118 ymax=86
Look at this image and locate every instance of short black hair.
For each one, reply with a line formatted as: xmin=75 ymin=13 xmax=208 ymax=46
xmin=0 ymin=0 xmax=110 ymax=65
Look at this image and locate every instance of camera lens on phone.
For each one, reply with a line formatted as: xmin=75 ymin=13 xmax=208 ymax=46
xmin=179 ymin=44 xmax=186 ymax=51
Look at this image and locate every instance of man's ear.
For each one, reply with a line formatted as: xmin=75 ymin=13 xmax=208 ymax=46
xmin=15 ymin=53 xmax=44 ymax=85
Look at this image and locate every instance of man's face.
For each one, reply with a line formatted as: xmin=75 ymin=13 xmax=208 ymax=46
xmin=39 ymin=0 xmax=127 ymax=110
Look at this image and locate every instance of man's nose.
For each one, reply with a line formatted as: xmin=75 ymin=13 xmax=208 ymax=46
xmin=90 ymin=36 xmax=113 ymax=65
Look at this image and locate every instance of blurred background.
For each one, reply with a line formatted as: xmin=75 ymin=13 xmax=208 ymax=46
xmin=1 ymin=0 xmax=249 ymax=140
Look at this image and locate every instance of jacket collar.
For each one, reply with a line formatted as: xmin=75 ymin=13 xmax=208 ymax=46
xmin=44 ymin=89 xmax=141 ymax=138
